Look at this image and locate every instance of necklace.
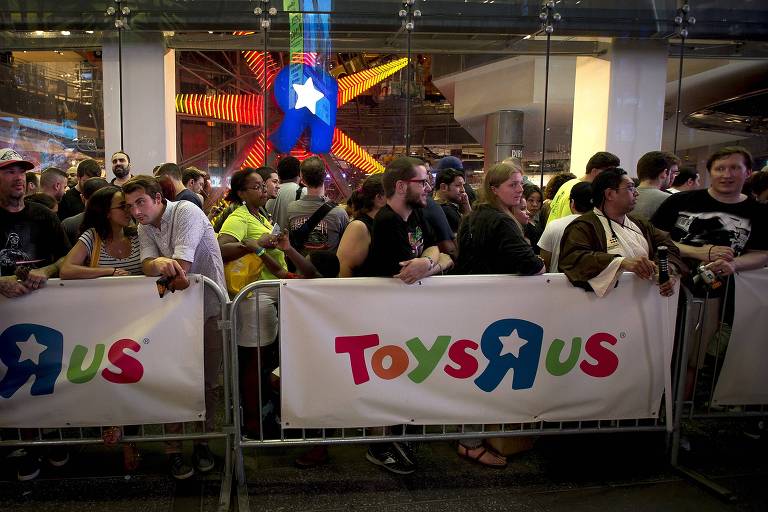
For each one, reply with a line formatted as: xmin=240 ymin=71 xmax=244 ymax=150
xmin=105 ymin=236 xmax=132 ymax=259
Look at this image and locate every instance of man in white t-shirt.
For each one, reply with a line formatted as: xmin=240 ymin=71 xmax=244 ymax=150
xmin=538 ymin=182 xmax=592 ymax=272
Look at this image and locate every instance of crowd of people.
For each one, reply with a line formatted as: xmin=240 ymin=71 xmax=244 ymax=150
xmin=1 ymin=143 xmax=767 ymax=480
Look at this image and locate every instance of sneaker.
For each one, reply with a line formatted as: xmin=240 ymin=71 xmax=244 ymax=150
xmin=169 ymin=453 xmax=194 ymax=480
xmin=17 ymin=451 xmax=41 ymax=482
xmin=365 ymin=443 xmax=416 ymax=475
xmin=193 ymin=444 xmax=215 ymax=473
xmin=744 ymin=420 xmax=765 ymax=440
xmin=47 ymin=446 xmax=70 ymax=467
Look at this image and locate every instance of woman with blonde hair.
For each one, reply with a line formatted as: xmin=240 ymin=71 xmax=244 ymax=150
xmin=455 ymin=162 xmax=545 ymax=276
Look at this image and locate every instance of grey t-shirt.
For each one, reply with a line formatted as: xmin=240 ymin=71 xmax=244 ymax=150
xmin=267 ymin=182 xmax=306 ymax=233
xmin=634 ymin=187 xmax=672 ymax=220
xmin=61 ymin=212 xmax=85 ymax=246
xmin=287 ymin=195 xmax=349 ymax=252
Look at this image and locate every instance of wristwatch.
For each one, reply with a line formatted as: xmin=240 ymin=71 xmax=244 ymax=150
xmin=254 ymin=246 xmax=266 ymax=257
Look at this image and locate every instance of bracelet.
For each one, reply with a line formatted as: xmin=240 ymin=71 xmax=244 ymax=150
xmin=436 ymin=262 xmax=443 ymax=275
xmin=423 ymin=255 xmax=434 ymax=269
xmin=254 ymin=246 xmax=266 ymax=257
xmin=708 ymin=245 xmax=714 ymax=262
xmin=112 ymin=268 xmax=117 ymax=276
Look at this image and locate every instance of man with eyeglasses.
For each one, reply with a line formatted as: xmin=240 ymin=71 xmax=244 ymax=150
xmin=559 ymin=167 xmax=682 ymax=297
xmin=361 ymin=156 xmax=454 ymax=475
xmin=287 ymin=156 xmax=348 ymax=254
xmin=122 ymin=175 xmax=226 ymax=480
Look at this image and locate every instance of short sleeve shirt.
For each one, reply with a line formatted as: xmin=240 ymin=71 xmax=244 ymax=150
xmin=367 ymin=205 xmax=436 ymax=277
xmin=287 ymin=195 xmax=349 ymax=252
xmin=79 ymin=228 xmax=143 ymax=276
xmin=138 ymin=200 xmax=226 ymax=313
xmin=537 ymin=213 xmax=580 ymax=272
xmin=219 ymin=204 xmax=287 ymax=280
xmin=546 ymin=179 xmax=579 ymax=223
xmin=0 ymin=202 xmax=71 ymax=276
xmin=651 ymin=189 xmax=768 ymax=253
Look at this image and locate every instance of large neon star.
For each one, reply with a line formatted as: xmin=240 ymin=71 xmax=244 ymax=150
xmin=176 ymin=46 xmax=408 ymax=175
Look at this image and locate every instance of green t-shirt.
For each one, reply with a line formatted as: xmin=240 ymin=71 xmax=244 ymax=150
xmin=219 ymin=205 xmax=286 ymax=280
xmin=547 ymin=178 xmax=579 ymax=224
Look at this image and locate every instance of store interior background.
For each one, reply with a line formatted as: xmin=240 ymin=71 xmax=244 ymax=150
xmin=1 ymin=0 xmax=766 ymax=201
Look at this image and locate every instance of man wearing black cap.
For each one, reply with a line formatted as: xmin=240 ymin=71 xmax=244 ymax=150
xmin=0 ymin=148 xmax=70 ymax=298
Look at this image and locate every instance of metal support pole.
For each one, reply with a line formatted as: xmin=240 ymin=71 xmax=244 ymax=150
xmin=672 ymin=2 xmax=695 ymax=154
xmin=538 ymin=1 xmax=561 ymax=187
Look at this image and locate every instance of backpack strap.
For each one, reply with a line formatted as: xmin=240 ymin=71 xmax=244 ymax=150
xmin=290 ymin=201 xmax=336 ymax=250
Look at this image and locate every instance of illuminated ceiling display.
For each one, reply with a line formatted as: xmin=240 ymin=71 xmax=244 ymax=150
xmin=175 ymin=28 xmax=408 ymax=173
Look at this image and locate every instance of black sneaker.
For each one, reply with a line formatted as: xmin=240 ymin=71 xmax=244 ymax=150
xmin=47 ymin=446 xmax=70 ymax=467
xmin=168 ymin=453 xmax=194 ymax=480
xmin=744 ymin=420 xmax=765 ymax=440
xmin=17 ymin=451 xmax=41 ymax=482
xmin=365 ymin=443 xmax=416 ymax=475
xmin=193 ymin=444 xmax=215 ymax=473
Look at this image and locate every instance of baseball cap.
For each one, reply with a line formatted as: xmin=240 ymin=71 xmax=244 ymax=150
xmin=0 ymin=148 xmax=35 ymax=171
xmin=435 ymin=156 xmax=464 ymax=172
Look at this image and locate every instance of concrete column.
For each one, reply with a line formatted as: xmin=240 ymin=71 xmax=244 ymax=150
xmin=570 ymin=40 xmax=668 ymax=177
xmin=484 ymin=110 xmax=524 ymax=169
xmin=103 ymin=32 xmax=176 ymax=178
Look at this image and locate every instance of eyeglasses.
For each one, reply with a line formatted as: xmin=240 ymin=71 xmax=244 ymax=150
xmin=404 ymin=179 xmax=429 ymax=187
xmin=614 ymin=185 xmax=637 ymax=193
xmin=243 ymin=183 xmax=267 ymax=192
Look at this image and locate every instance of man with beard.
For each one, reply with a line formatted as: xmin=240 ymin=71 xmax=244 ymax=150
xmin=0 ymin=148 xmax=71 ymax=481
xmin=110 ymin=151 xmax=133 ymax=187
xmin=362 ymin=157 xmax=454 ymax=475
xmin=367 ymin=156 xmax=453 ymax=283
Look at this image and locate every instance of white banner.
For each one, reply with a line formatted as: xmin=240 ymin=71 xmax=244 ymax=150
xmin=0 ymin=276 xmax=206 ymax=427
xmin=712 ymin=269 xmax=768 ymax=405
xmin=280 ymin=274 xmax=676 ymax=429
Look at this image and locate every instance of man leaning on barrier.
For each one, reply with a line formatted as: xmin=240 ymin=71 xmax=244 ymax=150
xmin=651 ymin=146 xmax=768 ymax=400
xmin=123 ymin=175 xmax=227 ymax=480
xmin=1 ymin=148 xmax=72 ymax=481
xmin=559 ymin=167 xmax=684 ymax=297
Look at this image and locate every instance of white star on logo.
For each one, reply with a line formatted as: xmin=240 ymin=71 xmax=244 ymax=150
xmin=498 ymin=329 xmax=529 ymax=358
xmin=16 ymin=334 xmax=47 ymax=365
xmin=292 ymin=76 xmax=325 ymax=115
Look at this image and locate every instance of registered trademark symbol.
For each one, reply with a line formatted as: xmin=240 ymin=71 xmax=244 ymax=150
xmin=143 ymin=338 xmax=150 ymax=344
xmin=619 ymin=332 xmax=626 ymax=339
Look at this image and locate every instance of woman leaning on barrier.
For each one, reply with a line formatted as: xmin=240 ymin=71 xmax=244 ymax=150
xmin=453 ymin=161 xmax=545 ymax=468
xmin=59 ymin=185 xmax=143 ymax=471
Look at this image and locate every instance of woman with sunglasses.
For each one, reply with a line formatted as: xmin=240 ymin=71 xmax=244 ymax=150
xmin=60 ymin=185 xmax=142 ymax=279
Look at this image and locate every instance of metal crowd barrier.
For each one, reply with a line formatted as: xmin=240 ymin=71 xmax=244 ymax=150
xmin=0 ymin=276 xmax=234 ymax=512
xmin=229 ymin=278 xmax=672 ymax=512
xmin=670 ymin=276 xmax=767 ymax=501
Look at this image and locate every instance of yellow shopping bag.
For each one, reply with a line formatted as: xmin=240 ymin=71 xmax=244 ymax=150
xmin=224 ymin=253 xmax=264 ymax=296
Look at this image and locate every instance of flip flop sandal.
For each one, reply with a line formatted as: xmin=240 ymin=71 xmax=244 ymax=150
xmin=457 ymin=444 xmax=507 ymax=468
